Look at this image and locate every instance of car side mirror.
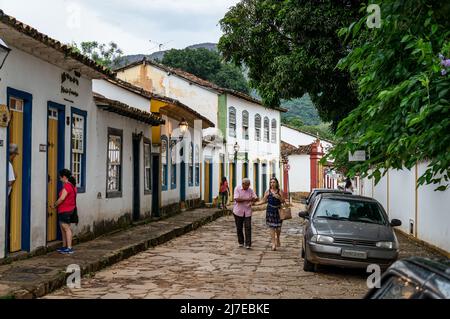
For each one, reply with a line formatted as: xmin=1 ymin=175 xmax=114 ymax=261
xmin=390 ymin=219 xmax=402 ymax=227
xmin=298 ymin=211 xmax=309 ymax=219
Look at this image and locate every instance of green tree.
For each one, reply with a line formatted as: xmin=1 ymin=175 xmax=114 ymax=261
xmin=72 ymin=41 xmax=126 ymax=69
xmin=327 ymin=1 xmax=450 ymax=189
xmin=218 ymin=0 xmax=362 ymax=130
xmin=161 ymin=48 xmax=250 ymax=94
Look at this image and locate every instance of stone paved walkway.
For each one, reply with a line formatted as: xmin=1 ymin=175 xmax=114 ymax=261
xmin=43 ymin=203 xmax=445 ymax=299
xmin=0 ymin=208 xmax=228 ymax=299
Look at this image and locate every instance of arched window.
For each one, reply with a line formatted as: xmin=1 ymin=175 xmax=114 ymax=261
xmin=195 ymin=145 xmax=200 ymax=186
xmin=229 ymin=106 xmax=236 ymax=137
xmin=255 ymin=114 xmax=261 ymax=141
xmin=161 ymin=136 xmax=168 ymax=191
xmin=271 ymin=119 xmax=277 ymax=143
xmin=264 ymin=117 xmax=270 ymax=142
xmin=170 ymin=139 xmax=177 ymax=189
xmin=242 ymin=110 xmax=249 ymax=140
xmin=189 ymin=142 xmax=194 ymax=186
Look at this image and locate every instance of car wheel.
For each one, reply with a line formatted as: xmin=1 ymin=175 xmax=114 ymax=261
xmin=303 ymin=249 xmax=316 ymax=272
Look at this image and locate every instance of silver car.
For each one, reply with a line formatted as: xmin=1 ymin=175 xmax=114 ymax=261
xmin=299 ymin=193 xmax=402 ymax=272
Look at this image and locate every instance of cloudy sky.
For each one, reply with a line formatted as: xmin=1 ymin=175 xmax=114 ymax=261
xmin=0 ymin=0 xmax=240 ymax=55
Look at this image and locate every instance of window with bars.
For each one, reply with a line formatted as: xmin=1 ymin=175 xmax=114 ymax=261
xmin=161 ymin=136 xmax=168 ymax=191
xmin=255 ymin=114 xmax=261 ymax=141
xmin=195 ymin=145 xmax=200 ymax=186
xmin=271 ymin=119 xmax=277 ymax=143
xmin=144 ymin=140 xmax=151 ymax=193
xmin=264 ymin=117 xmax=270 ymax=142
xmin=242 ymin=110 xmax=249 ymax=140
xmin=170 ymin=140 xmax=177 ymax=189
xmin=106 ymin=128 xmax=122 ymax=197
xmin=189 ymin=142 xmax=194 ymax=186
xmin=71 ymin=110 xmax=86 ymax=192
xmin=229 ymin=106 xmax=236 ymax=137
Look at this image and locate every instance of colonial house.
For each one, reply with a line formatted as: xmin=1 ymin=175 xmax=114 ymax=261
xmin=280 ymin=124 xmax=340 ymax=199
xmin=94 ymin=77 xmax=214 ymax=213
xmin=0 ymin=12 xmax=208 ymax=260
xmin=0 ymin=11 xmax=124 ymax=258
xmin=115 ymin=58 xmax=286 ymax=202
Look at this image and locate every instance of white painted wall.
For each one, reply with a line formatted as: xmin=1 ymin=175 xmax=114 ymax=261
xmin=159 ymin=116 xmax=201 ymax=207
xmin=0 ymin=46 xmax=96 ymax=257
xmin=92 ymin=80 xmax=151 ymax=111
xmin=362 ymin=163 xmax=450 ymax=253
xmin=225 ymin=94 xmax=282 ymax=194
xmin=0 ymin=46 xmax=157 ymax=258
xmin=287 ymin=155 xmax=311 ymax=193
xmin=416 ymin=162 xmax=450 ymax=252
xmin=388 ymin=168 xmax=415 ymax=235
xmin=281 ymin=125 xmax=332 ymax=151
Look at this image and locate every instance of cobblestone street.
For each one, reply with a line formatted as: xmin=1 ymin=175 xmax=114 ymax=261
xmin=42 ymin=203 xmax=444 ymax=299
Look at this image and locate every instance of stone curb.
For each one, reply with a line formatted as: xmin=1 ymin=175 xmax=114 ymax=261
xmin=2 ymin=209 xmax=232 ymax=299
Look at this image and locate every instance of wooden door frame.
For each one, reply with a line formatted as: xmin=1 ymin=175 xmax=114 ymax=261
xmin=46 ymin=101 xmax=65 ymax=242
xmin=5 ymin=87 xmax=32 ymax=253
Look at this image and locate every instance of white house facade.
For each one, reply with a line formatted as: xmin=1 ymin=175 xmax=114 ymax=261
xmin=115 ymin=58 xmax=286 ymax=203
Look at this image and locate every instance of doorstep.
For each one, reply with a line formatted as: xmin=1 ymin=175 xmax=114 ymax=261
xmin=0 ymin=207 xmax=231 ymax=299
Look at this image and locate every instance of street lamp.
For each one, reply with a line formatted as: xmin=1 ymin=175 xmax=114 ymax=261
xmin=233 ymin=142 xmax=240 ymax=162
xmin=0 ymin=38 xmax=11 ymax=70
xmin=178 ymin=118 xmax=189 ymax=141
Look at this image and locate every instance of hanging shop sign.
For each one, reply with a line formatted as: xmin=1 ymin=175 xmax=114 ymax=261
xmin=61 ymin=71 xmax=80 ymax=98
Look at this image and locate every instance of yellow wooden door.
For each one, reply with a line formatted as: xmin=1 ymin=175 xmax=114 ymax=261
xmin=47 ymin=110 xmax=58 ymax=242
xmin=204 ymin=160 xmax=210 ymax=203
xmin=9 ymin=101 xmax=23 ymax=253
xmin=229 ymin=163 xmax=234 ymax=200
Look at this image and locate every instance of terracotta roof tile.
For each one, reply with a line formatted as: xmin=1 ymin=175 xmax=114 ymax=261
xmin=0 ymin=10 xmax=115 ymax=78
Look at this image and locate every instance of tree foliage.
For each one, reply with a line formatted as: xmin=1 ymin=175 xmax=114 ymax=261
xmin=71 ymin=41 xmax=126 ymax=69
xmin=161 ymin=48 xmax=250 ymax=94
xmin=327 ymin=1 xmax=450 ymax=189
xmin=218 ymin=0 xmax=362 ymax=130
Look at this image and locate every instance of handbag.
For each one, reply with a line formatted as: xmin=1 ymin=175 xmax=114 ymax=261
xmin=279 ymin=205 xmax=292 ymax=220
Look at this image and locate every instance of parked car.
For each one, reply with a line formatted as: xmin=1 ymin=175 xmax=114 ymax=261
xmin=305 ymin=188 xmax=352 ymax=213
xmin=299 ymin=193 xmax=402 ymax=272
xmin=364 ymin=257 xmax=450 ymax=299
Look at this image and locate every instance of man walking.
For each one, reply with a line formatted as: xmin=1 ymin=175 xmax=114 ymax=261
xmin=233 ymin=178 xmax=258 ymax=249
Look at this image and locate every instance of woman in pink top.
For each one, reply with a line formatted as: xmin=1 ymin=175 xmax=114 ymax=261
xmin=53 ymin=169 xmax=77 ymax=255
xmin=219 ymin=177 xmax=230 ymax=210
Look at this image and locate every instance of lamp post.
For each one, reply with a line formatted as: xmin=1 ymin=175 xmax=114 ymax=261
xmin=233 ymin=142 xmax=240 ymax=162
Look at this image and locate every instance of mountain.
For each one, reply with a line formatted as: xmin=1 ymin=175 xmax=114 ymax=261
xmin=281 ymin=95 xmax=321 ymax=126
xmin=116 ymin=43 xmax=218 ymax=68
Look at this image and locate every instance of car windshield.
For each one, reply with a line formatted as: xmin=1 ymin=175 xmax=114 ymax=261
xmin=314 ymin=198 xmax=386 ymax=225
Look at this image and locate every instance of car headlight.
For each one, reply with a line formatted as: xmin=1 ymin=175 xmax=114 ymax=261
xmin=311 ymin=235 xmax=334 ymax=244
xmin=376 ymin=241 xmax=394 ymax=249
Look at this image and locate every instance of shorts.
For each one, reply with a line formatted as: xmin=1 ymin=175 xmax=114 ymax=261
xmin=58 ymin=211 xmax=73 ymax=224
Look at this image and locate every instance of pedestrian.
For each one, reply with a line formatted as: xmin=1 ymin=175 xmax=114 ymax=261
xmin=345 ymin=178 xmax=354 ymax=193
xmin=260 ymin=177 xmax=286 ymax=251
xmin=219 ymin=177 xmax=230 ymax=210
xmin=8 ymin=144 xmax=19 ymax=197
xmin=233 ymin=178 xmax=258 ymax=249
xmin=53 ymin=169 xmax=77 ymax=255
